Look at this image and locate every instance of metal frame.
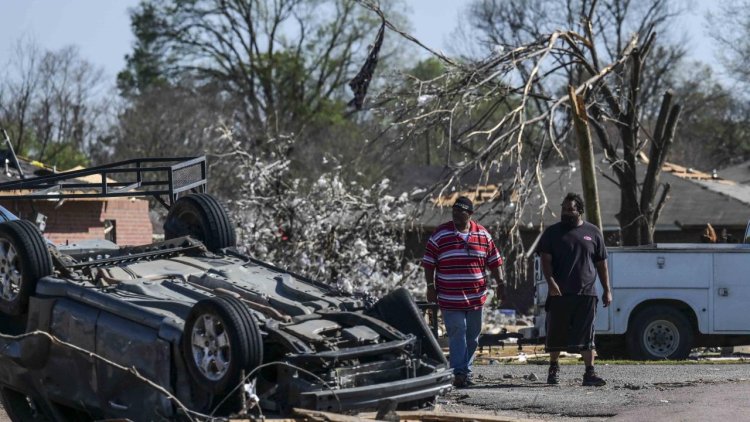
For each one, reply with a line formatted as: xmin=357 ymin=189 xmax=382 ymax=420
xmin=0 ymin=156 xmax=207 ymax=209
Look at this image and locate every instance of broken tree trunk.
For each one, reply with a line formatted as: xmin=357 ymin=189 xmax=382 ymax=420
xmin=569 ymin=85 xmax=603 ymax=232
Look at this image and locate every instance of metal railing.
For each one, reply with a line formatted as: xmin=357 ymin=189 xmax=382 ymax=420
xmin=0 ymin=156 xmax=207 ymax=209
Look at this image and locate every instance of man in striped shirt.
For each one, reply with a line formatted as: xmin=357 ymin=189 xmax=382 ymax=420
xmin=423 ymin=196 xmax=505 ymax=388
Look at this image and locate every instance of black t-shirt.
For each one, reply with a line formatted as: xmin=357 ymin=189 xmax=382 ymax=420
xmin=536 ymin=221 xmax=607 ymax=296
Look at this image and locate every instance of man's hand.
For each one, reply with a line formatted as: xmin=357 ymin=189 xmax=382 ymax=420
xmin=541 ymin=253 xmax=561 ymax=297
xmin=602 ymin=289 xmax=612 ymax=307
xmin=495 ymin=284 xmax=506 ymax=303
xmin=424 ymin=267 xmax=436 ymax=302
xmin=547 ymin=281 xmax=562 ymax=297
xmin=489 ymin=267 xmax=505 ymax=304
xmin=426 ymin=285 xmax=437 ymax=303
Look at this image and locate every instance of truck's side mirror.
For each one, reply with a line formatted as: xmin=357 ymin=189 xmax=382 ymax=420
xmin=744 ymin=220 xmax=750 ymax=243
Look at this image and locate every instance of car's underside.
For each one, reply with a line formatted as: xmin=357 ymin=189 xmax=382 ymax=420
xmin=0 ymin=236 xmax=451 ymax=420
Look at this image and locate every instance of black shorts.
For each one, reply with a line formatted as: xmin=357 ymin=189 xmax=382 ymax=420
xmin=545 ymin=295 xmax=597 ymax=353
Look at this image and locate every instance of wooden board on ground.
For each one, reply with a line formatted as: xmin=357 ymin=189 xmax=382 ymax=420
xmin=245 ymin=408 xmax=542 ymax=422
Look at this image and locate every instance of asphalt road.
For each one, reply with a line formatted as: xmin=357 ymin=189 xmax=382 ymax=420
xmin=437 ymin=362 xmax=750 ymax=421
xmin=0 ymin=363 xmax=748 ymax=421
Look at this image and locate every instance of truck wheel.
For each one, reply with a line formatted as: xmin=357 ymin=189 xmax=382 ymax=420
xmin=627 ymin=306 xmax=694 ymax=360
xmin=182 ymin=296 xmax=263 ymax=404
xmin=164 ymin=193 xmax=236 ymax=252
xmin=0 ymin=220 xmax=53 ymax=316
xmin=369 ymin=287 xmax=447 ymax=365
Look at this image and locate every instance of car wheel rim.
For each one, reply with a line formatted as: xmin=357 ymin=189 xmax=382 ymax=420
xmin=642 ymin=319 xmax=680 ymax=358
xmin=0 ymin=240 xmax=21 ymax=302
xmin=191 ymin=313 xmax=231 ymax=381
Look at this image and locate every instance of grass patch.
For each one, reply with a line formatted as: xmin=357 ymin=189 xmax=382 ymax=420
xmin=504 ymin=357 xmax=750 ymax=365
xmin=596 ymin=358 xmax=750 ymax=365
xmin=470 ymin=344 xmax=750 ymax=365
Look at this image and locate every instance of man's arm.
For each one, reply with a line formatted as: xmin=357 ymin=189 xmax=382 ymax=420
xmin=595 ymin=259 xmax=612 ymax=307
xmin=489 ymin=266 xmax=506 ymax=302
xmin=425 ymin=266 xmax=437 ymax=302
xmin=540 ymin=252 xmax=561 ymax=296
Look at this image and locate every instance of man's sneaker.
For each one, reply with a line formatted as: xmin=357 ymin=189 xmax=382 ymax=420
xmin=582 ymin=370 xmax=606 ymax=387
xmin=453 ymin=373 xmax=467 ymax=388
xmin=547 ymin=364 xmax=560 ymax=385
xmin=453 ymin=373 xmax=476 ymax=388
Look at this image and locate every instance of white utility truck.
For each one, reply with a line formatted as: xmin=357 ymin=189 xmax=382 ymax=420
xmin=520 ymin=241 xmax=750 ymax=360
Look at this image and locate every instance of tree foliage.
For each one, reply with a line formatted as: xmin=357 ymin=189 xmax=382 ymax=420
xmin=105 ymin=0 xmax=412 ymax=193
xmin=120 ymin=0 xmax=405 ymax=142
xmin=117 ymin=2 xmax=169 ymax=97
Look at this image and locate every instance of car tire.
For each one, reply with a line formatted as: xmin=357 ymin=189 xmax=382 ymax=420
xmin=164 ymin=193 xmax=236 ymax=252
xmin=182 ymin=296 xmax=263 ymax=403
xmin=626 ymin=306 xmax=694 ymax=360
xmin=0 ymin=387 xmax=52 ymax=421
xmin=370 ymin=287 xmax=447 ymax=365
xmin=0 ymin=220 xmax=53 ymax=316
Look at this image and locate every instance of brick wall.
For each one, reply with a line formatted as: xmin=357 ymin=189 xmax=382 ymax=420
xmin=0 ymin=198 xmax=153 ymax=246
xmin=102 ymin=199 xmax=153 ymax=245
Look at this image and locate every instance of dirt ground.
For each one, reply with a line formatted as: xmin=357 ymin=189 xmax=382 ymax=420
xmin=437 ymin=363 xmax=750 ymax=421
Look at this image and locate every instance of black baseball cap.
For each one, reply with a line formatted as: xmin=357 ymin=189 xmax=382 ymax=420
xmin=453 ymin=196 xmax=474 ymax=213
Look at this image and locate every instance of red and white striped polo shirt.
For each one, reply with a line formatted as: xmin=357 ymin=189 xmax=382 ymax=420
xmin=422 ymin=220 xmax=502 ymax=310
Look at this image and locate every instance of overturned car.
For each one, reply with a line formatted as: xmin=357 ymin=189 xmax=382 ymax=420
xmin=0 ymin=157 xmax=452 ymax=421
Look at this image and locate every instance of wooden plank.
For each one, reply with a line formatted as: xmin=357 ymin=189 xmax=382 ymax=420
xmin=233 ymin=408 xmax=544 ymax=422
xmin=292 ymin=408 xmax=371 ymax=422
xmin=231 ymin=407 xmax=546 ymax=422
xmin=359 ymin=410 xmax=543 ymax=422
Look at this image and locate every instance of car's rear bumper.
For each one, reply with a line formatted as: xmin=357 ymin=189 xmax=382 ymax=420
xmin=298 ymin=370 xmax=453 ymax=411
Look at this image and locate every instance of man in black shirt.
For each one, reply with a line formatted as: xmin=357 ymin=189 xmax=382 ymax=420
xmin=536 ymin=193 xmax=612 ymax=386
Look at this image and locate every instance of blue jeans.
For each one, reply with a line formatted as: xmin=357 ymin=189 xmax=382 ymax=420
xmin=443 ymin=308 xmax=483 ymax=377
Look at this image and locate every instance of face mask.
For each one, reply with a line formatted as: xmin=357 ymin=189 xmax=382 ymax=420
xmin=561 ymin=214 xmax=578 ymax=227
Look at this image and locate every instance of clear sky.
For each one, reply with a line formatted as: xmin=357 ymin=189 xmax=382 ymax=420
xmin=0 ymin=0 xmax=724 ymax=85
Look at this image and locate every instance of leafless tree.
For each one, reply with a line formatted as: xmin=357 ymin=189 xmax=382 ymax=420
xmin=460 ymin=0 xmax=687 ymax=119
xmin=709 ymin=0 xmax=750 ymax=89
xmin=0 ymin=39 xmax=109 ymax=169
xmin=670 ymin=64 xmax=750 ymax=169
xmin=363 ymin=0 xmax=683 ymax=252
xmin=0 ymin=38 xmax=41 ymax=156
